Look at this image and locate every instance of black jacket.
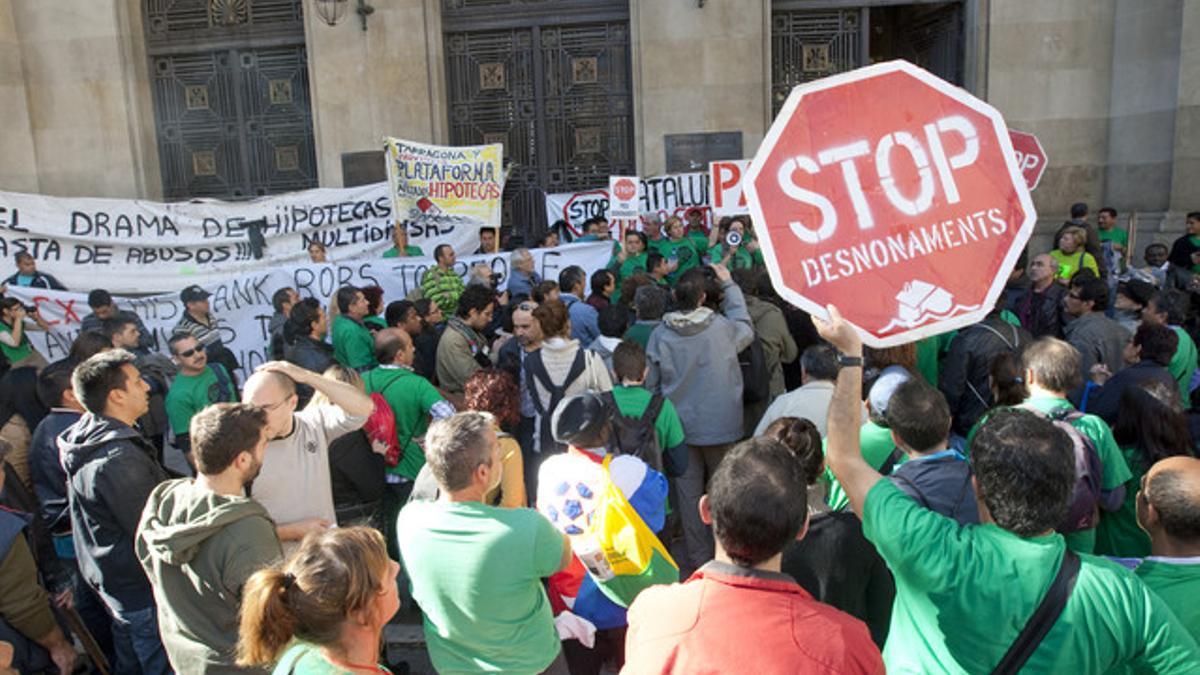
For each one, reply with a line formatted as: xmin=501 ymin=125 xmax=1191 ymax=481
xmin=781 ymin=510 xmax=894 ymax=648
xmin=1082 ymin=359 xmax=1177 ymax=425
xmin=940 ymin=317 xmax=1033 ymax=436
xmin=1007 ymin=282 xmax=1067 ymax=339
xmin=29 ymin=409 xmax=82 ymax=532
xmin=284 ymin=335 xmax=336 ymax=375
xmin=889 ymin=453 xmax=980 ymax=526
xmin=59 ymin=413 xmax=169 ymax=612
xmin=328 ymin=430 xmax=386 ymax=524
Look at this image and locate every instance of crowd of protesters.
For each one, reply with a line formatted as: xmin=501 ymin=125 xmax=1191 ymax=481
xmin=0 ymin=204 xmax=1197 ymax=674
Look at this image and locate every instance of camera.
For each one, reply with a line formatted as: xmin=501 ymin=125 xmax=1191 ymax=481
xmin=22 ymin=304 xmax=37 ymax=313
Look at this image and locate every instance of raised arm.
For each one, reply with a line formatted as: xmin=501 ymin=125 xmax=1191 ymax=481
xmin=815 ymin=305 xmax=880 ymax=518
xmin=257 ymin=361 xmax=373 ymax=417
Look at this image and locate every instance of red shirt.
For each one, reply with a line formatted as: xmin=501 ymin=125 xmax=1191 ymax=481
xmin=622 ymin=562 xmax=883 ymax=675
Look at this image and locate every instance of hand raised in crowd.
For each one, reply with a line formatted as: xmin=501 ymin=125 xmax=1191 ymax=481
xmin=256 ymin=360 xmax=313 ymax=384
xmin=710 ymin=263 xmax=732 ymax=284
xmin=812 ymin=304 xmax=862 ymax=357
xmin=1089 ymin=363 xmax=1113 ymax=386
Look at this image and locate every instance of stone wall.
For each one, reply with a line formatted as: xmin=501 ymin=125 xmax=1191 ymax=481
xmin=0 ymin=0 xmax=159 ymax=198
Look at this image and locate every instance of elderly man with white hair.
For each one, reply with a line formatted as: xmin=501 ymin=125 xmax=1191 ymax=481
xmin=506 ymin=248 xmax=542 ymax=300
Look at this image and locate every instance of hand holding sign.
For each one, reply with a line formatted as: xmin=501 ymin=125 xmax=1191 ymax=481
xmin=744 ymin=60 xmax=1035 ymax=347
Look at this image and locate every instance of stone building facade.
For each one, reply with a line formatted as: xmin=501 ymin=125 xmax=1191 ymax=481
xmin=1 ymin=0 xmax=1196 ymax=251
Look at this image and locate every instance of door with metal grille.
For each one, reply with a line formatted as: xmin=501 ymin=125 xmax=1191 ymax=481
xmin=145 ymin=0 xmax=317 ymax=200
xmin=770 ymin=5 xmax=867 ymax=117
xmin=443 ymin=1 xmax=634 ymax=244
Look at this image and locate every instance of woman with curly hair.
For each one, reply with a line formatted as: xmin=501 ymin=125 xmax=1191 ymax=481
xmin=464 ymin=369 xmax=527 ymax=508
xmin=410 ymin=369 xmax=527 ymax=508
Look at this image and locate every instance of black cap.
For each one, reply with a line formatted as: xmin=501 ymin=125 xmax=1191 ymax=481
xmin=180 ymin=285 xmax=211 ymax=303
xmin=551 ymin=393 xmax=613 ymax=449
xmin=1118 ymin=278 xmax=1156 ymax=307
xmin=87 ymin=289 xmax=113 ymax=308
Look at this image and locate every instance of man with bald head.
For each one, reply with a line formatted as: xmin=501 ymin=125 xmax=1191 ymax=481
xmin=242 ymin=361 xmax=372 ymax=552
xmin=1008 ymin=252 xmax=1067 ymax=338
xmin=1131 ymin=456 xmax=1200 ymax=639
xmin=363 ymin=329 xmax=455 ymax=553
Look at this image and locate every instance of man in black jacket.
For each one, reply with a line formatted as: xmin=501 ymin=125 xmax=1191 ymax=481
xmin=59 ymin=350 xmax=171 ymax=675
xmin=1083 ymin=324 xmax=1178 ymax=424
xmin=283 ymin=298 xmax=335 ymax=408
xmin=939 ymin=306 xmax=1033 ymax=438
xmin=1007 ymin=254 xmax=1067 ymax=338
xmin=1 ymin=252 xmax=65 ymax=291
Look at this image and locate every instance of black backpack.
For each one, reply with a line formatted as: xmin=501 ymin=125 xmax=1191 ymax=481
xmin=739 ymin=337 xmax=771 ymax=404
xmin=524 ymin=348 xmax=587 ymax=454
xmin=603 ymin=390 xmax=665 ymax=473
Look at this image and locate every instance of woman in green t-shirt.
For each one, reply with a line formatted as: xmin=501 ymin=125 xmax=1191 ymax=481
xmin=707 ymin=217 xmax=765 ymax=270
xmin=1095 ymin=381 xmax=1194 ymax=558
xmin=0 ymin=297 xmax=50 ymax=370
xmin=238 ymin=527 xmax=400 ymax=674
xmin=1049 ymin=225 xmax=1100 ymax=283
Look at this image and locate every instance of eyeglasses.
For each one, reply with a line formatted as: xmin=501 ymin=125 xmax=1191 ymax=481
xmin=175 ymin=347 xmax=200 ymax=358
xmin=517 ymin=302 xmax=537 ymax=312
xmin=257 ymin=398 xmax=291 ymax=413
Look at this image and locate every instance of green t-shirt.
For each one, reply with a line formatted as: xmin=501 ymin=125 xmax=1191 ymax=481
xmin=363 ymin=367 xmax=445 ymax=480
xmin=331 ymin=315 xmax=377 ymax=371
xmin=1094 ymin=445 xmax=1152 ymax=558
xmin=824 ymin=421 xmax=898 ymax=511
xmin=623 ymin=322 xmax=656 ymax=349
xmin=272 ymin=641 xmax=392 ymax=674
xmin=396 ymin=501 xmax=563 ymax=674
xmin=165 ymin=365 xmax=236 ymax=440
xmin=1136 ymin=559 xmax=1200 ymax=644
xmin=0 ymin=322 xmax=32 ymax=363
xmin=1099 ymin=227 xmax=1129 ymax=248
xmin=608 ymin=251 xmax=647 ymax=299
xmin=382 ymin=244 xmax=425 ymax=258
xmin=862 ymin=479 xmax=1200 ymax=673
xmin=652 ymin=238 xmax=701 ymax=283
xmin=1168 ymin=326 xmax=1198 ymax=402
xmin=610 ymin=385 xmax=685 ymax=454
xmin=705 ymin=243 xmax=763 ymax=270
xmin=973 ymin=396 xmax=1133 ymax=553
xmin=1050 ymin=248 xmax=1100 ymax=280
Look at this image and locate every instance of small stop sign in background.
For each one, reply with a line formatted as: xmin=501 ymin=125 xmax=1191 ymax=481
xmin=745 ymin=60 xmax=1036 ymax=347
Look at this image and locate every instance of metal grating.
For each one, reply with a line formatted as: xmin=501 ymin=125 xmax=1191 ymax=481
xmin=145 ymin=0 xmax=316 ymax=201
xmin=771 ymin=8 xmax=864 ymax=117
xmin=146 ymin=0 xmax=304 ymax=45
xmin=445 ymin=11 xmax=633 ymax=245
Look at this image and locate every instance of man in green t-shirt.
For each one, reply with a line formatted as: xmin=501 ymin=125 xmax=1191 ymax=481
xmin=815 ymin=305 xmax=1200 ymax=673
xmin=165 ymin=334 xmax=237 ymax=457
xmin=610 ymin=340 xmax=686 ymax=476
xmin=364 ymin=328 xmax=455 ymax=559
xmin=381 ymin=223 xmax=424 ymax=258
xmin=1129 ymin=455 xmax=1200 ymax=642
xmin=331 ymin=286 xmax=377 ymax=372
xmin=397 ymin=412 xmax=571 ymax=675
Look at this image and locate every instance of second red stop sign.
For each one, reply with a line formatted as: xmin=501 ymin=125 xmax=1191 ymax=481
xmin=745 ymin=60 xmax=1036 ymax=347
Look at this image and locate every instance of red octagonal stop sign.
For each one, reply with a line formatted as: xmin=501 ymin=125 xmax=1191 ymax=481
xmin=745 ymin=60 xmax=1036 ymax=347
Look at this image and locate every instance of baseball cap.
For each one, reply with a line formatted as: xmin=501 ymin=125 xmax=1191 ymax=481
xmin=552 ymin=393 xmax=613 ymax=449
xmin=869 ymin=365 xmax=912 ymax=418
xmin=180 ymin=285 xmax=211 ymax=303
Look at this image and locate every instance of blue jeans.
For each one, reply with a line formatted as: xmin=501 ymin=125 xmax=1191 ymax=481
xmin=109 ymin=605 xmax=171 ymax=675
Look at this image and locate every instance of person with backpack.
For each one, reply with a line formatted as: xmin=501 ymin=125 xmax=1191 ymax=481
xmin=735 ymin=268 xmax=798 ymax=437
xmin=165 ymin=333 xmax=238 ymax=460
xmin=885 ymin=378 xmax=980 ymax=526
xmin=523 ymin=300 xmax=612 ymax=497
xmin=817 ymin=304 xmax=1199 ymax=673
xmin=939 ymin=304 xmax=1032 ymax=439
xmin=605 ymin=341 xmax=687 ymax=477
xmin=646 ymin=264 xmax=754 ymax=574
xmin=363 ymin=329 xmax=455 ymax=556
xmin=970 ymin=338 xmax=1132 ymax=554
